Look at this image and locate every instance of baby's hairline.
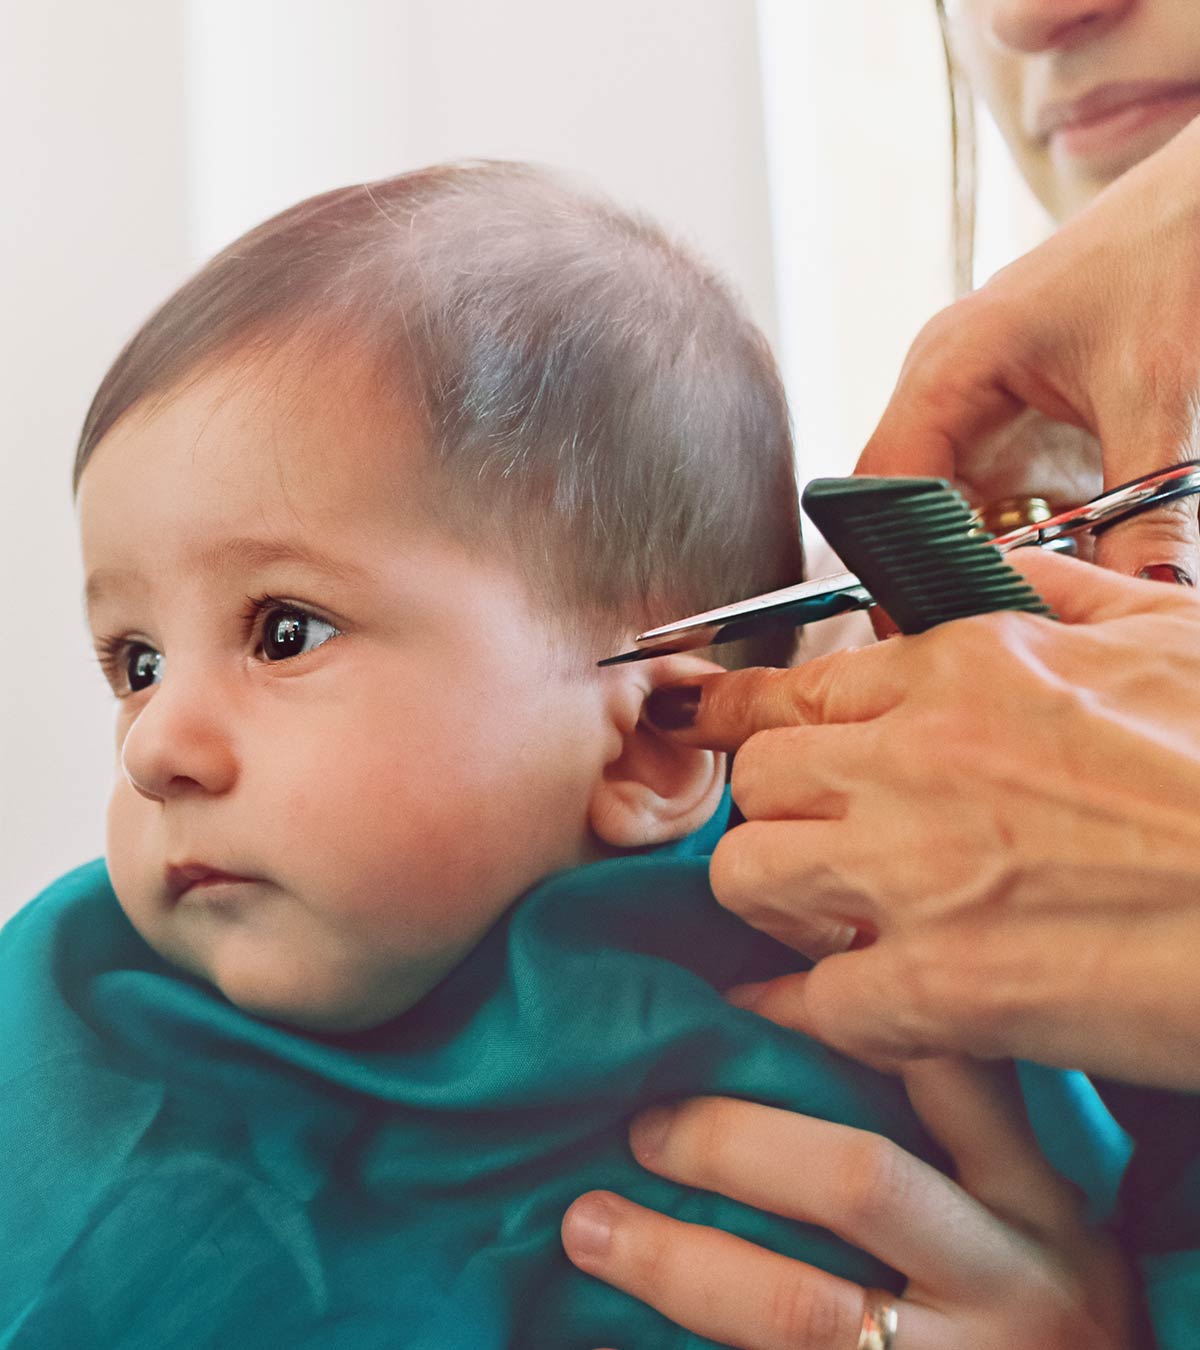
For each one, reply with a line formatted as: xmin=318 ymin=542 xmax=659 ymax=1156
xmin=76 ymin=331 xmax=662 ymax=675
xmin=73 ymin=163 xmax=802 ymax=671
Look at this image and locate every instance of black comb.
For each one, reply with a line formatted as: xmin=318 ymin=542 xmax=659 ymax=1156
xmin=801 ymin=476 xmax=1055 ymax=634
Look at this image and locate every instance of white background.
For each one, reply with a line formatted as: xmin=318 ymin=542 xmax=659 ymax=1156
xmin=2 ymin=1 xmax=1048 ymax=915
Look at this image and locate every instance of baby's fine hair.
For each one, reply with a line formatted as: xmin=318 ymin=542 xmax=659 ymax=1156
xmin=75 ymin=162 xmax=803 ymax=665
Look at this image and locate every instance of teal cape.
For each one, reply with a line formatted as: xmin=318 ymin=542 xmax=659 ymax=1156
xmin=0 ymin=807 xmax=1195 ymax=1347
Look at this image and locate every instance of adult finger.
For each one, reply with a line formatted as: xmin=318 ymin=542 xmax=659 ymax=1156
xmin=622 ymin=1096 xmax=1027 ymax=1299
xmin=855 ymin=294 xmax=1052 ymax=484
xmin=899 ymin=1058 xmax=1086 ymax=1240
xmin=721 ymin=1001 xmax=1103 ymax=1236
xmin=710 ymin=819 xmax=879 ymax=944
xmin=561 ymin=1190 xmax=927 ymax=1350
xmin=776 ymin=904 xmax=1200 ymax=1089
xmin=730 ymin=723 xmax=879 ymax=822
xmin=644 ymin=643 xmax=902 ymax=755
xmin=562 ymin=1188 xmax=954 ymax=1350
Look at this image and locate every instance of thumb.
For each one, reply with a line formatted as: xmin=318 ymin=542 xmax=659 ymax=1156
xmin=1007 ymin=546 xmax=1200 ymax=623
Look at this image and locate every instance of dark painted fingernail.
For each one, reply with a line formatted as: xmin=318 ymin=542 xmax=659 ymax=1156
xmin=645 ymin=684 xmax=701 ymax=731
xmin=1138 ymin=564 xmax=1195 ymax=587
xmin=564 ymin=1195 xmax=615 ymax=1257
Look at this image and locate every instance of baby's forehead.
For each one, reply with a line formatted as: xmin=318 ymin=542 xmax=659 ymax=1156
xmin=79 ymin=348 xmax=443 ymax=570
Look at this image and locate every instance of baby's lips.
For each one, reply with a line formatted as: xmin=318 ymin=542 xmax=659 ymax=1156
xmin=164 ymin=860 xmax=259 ymax=901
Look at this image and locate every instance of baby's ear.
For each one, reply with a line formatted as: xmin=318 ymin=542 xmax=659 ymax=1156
xmin=589 ymin=653 xmax=727 ymax=850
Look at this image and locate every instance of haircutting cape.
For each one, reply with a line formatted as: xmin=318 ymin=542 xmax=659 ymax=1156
xmin=1 ymin=801 xmax=1196 ymax=1348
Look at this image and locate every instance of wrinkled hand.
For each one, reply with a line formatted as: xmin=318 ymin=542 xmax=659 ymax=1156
xmin=858 ymin=112 xmax=1200 ymax=582
xmin=648 ymin=549 xmax=1200 ymax=1088
xmin=562 ymin=1057 xmax=1137 ymax=1349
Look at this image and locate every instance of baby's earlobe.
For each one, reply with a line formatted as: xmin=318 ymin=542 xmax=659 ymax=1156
xmin=588 ymin=732 xmax=724 ymax=852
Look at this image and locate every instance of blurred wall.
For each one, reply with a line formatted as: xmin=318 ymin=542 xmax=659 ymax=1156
xmin=3 ymin=1 xmax=977 ymax=914
xmin=1 ymin=0 xmax=778 ymax=911
xmin=4 ymin=2 xmax=192 ymax=912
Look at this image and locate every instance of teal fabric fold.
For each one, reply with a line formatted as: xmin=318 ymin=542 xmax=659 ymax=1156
xmin=0 ymin=836 xmax=1168 ymax=1349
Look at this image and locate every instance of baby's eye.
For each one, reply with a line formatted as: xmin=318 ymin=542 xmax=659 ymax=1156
xmin=126 ymin=644 xmax=164 ymax=693
xmin=260 ymin=607 xmax=341 ymax=662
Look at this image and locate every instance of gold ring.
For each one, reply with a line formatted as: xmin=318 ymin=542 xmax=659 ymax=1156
xmin=974 ymin=495 xmax=1053 ymax=535
xmin=856 ymin=1287 xmax=899 ymax=1350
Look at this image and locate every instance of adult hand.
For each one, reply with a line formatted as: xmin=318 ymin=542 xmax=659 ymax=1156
xmin=645 ymin=549 xmax=1200 ymax=1089
xmin=858 ymin=112 xmax=1200 ymax=582
xmin=562 ymin=1057 xmax=1137 ymax=1349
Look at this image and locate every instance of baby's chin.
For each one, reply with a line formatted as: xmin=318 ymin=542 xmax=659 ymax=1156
xmin=210 ymin=973 xmax=435 ymax=1035
xmin=130 ymin=915 xmax=440 ymax=1034
xmin=250 ymin=997 xmax=410 ymax=1035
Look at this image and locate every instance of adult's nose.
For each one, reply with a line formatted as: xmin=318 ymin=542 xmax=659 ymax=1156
xmin=980 ymin=0 xmax=1134 ymax=53
xmin=119 ymin=670 xmax=239 ymax=803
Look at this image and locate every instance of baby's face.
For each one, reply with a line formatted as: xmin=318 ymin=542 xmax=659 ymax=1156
xmin=78 ymin=350 xmax=615 ymax=1031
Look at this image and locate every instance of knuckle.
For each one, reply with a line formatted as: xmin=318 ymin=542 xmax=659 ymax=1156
xmin=837 ymin=1133 xmax=914 ymax=1229
xmin=730 ymin=727 xmax=809 ymax=817
xmin=890 ymin=927 xmax=1023 ymax=1055
xmin=710 ymin=827 xmax=766 ymax=913
xmin=889 ymin=932 xmax=970 ymax=1041
xmin=611 ymin=1207 xmax=679 ymax=1303
xmin=778 ymin=655 xmax=841 ymax=726
xmin=922 ymin=610 xmax=1011 ymax=670
xmin=920 ymin=290 xmax=1011 ymax=366
xmin=729 ymin=729 xmax=774 ymax=811
xmin=672 ymin=1097 xmax=745 ymax=1191
xmin=1111 ymin=495 xmax=1200 ymax=551
xmin=766 ymin=1274 xmax=858 ymax=1349
xmin=911 ymin=299 xmax=968 ymax=358
xmin=634 ymin=1227 xmax=674 ymax=1298
xmin=1130 ymin=343 xmax=1192 ymax=410
xmin=781 ymin=670 xmax=823 ymax=725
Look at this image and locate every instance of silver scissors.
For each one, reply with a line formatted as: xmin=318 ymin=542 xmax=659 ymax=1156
xmin=600 ymin=461 xmax=1200 ymax=665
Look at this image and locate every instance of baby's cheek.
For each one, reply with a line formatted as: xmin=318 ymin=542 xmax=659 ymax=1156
xmin=104 ymin=783 xmax=159 ymax=929
xmin=274 ymin=759 xmax=437 ymax=881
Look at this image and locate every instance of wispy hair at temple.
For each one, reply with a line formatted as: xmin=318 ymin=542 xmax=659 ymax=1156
xmin=76 ymin=161 xmax=803 ymax=663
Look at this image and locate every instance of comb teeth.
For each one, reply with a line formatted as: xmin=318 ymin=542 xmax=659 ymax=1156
xmin=801 ymin=477 xmax=1054 ymax=634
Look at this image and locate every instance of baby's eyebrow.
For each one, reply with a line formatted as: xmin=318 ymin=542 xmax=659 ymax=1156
xmin=85 ymin=536 xmax=375 ymax=611
xmin=193 ymin=535 xmax=375 ymax=585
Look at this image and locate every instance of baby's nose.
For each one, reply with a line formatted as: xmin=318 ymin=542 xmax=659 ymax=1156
xmin=119 ymin=674 xmax=238 ymax=802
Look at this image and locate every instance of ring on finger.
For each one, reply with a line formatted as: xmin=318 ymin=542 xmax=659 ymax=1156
xmin=857 ymin=1287 xmax=899 ymax=1350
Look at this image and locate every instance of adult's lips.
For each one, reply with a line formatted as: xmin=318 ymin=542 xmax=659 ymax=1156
xmin=1034 ymin=79 xmax=1200 ymax=159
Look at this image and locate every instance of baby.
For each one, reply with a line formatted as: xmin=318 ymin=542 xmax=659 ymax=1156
xmin=76 ymin=161 xmax=802 ymax=1037
xmin=0 ymin=163 xmax=1151 ymax=1348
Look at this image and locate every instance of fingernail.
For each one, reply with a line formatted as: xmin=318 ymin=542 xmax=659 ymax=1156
xmin=563 ymin=1195 xmax=615 ymax=1258
xmin=725 ymin=980 xmax=765 ymax=1011
xmin=1138 ymin=564 xmax=1195 ymax=587
xmin=629 ymin=1105 xmax=673 ymax=1163
xmin=645 ymin=684 xmax=701 ymax=731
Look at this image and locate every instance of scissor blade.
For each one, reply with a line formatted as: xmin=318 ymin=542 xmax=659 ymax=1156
xmin=598 ymin=572 xmax=872 ymax=666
